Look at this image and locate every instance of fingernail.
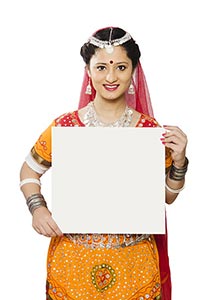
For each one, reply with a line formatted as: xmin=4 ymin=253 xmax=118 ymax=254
xmin=160 ymin=138 xmax=166 ymax=144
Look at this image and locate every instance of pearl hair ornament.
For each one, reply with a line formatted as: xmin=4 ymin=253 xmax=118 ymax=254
xmin=88 ymin=29 xmax=132 ymax=54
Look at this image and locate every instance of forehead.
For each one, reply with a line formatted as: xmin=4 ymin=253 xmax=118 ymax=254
xmin=90 ymin=46 xmax=131 ymax=64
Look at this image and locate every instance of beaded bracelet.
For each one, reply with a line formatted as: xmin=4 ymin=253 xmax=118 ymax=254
xmin=26 ymin=193 xmax=47 ymax=215
xmin=169 ymin=157 xmax=189 ymax=181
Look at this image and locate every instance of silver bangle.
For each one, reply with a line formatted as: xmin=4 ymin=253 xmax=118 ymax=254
xmin=29 ymin=200 xmax=47 ymax=215
xmin=165 ymin=181 xmax=185 ymax=194
xmin=26 ymin=193 xmax=47 ymax=215
xmin=26 ymin=193 xmax=44 ymax=204
xmin=20 ymin=178 xmax=41 ymax=188
xmin=169 ymin=157 xmax=189 ymax=181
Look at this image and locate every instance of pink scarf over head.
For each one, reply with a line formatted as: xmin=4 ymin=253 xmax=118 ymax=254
xmin=79 ymin=62 xmax=154 ymax=117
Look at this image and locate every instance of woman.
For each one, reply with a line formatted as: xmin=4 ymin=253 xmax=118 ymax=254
xmin=20 ymin=27 xmax=188 ymax=300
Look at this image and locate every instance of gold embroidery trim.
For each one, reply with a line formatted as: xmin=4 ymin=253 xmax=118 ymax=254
xmin=31 ymin=147 xmax=51 ymax=167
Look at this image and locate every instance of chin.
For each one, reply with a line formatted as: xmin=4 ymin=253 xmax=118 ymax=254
xmin=104 ymin=93 xmax=125 ymax=102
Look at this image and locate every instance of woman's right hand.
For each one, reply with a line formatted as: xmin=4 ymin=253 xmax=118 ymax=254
xmin=32 ymin=206 xmax=63 ymax=237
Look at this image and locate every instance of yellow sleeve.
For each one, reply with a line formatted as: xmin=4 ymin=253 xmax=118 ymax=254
xmin=165 ymin=147 xmax=172 ymax=172
xmin=31 ymin=120 xmax=56 ymax=167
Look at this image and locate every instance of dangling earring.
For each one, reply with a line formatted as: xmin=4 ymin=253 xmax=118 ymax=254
xmin=128 ymin=82 xmax=135 ymax=95
xmin=85 ymin=77 xmax=92 ymax=95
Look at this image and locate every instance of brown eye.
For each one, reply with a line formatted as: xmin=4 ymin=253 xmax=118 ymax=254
xmin=117 ymin=65 xmax=126 ymax=71
xmin=97 ymin=66 xmax=106 ymax=71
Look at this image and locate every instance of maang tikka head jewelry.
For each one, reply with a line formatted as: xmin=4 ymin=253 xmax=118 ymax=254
xmin=88 ymin=28 xmax=132 ymax=54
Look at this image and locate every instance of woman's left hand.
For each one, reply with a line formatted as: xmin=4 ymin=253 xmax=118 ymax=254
xmin=162 ymin=125 xmax=188 ymax=167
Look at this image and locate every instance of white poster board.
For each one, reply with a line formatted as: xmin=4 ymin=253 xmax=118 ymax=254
xmin=52 ymin=127 xmax=165 ymax=234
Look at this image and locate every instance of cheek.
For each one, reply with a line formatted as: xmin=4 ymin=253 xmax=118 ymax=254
xmin=91 ymin=72 xmax=105 ymax=85
xmin=119 ymin=73 xmax=132 ymax=87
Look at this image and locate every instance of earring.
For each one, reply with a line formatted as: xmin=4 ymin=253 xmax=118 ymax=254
xmin=85 ymin=77 xmax=92 ymax=95
xmin=128 ymin=82 xmax=135 ymax=95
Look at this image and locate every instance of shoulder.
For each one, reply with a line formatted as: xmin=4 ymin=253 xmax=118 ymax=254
xmin=55 ymin=110 xmax=83 ymax=127
xmin=136 ymin=113 xmax=159 ymax=128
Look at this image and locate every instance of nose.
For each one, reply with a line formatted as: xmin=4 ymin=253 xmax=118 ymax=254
xmin=106 ymin=68 xmax=117 ymax=83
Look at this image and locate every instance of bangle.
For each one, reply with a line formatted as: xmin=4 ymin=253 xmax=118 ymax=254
xmin=20 ymin=178 xmax=41 ymax=188
xmin=169 ymin=157 xmax=189 ymax=181
xmin=26 ymin=193 xmax=44 ymax=204
xmin=165 ymin=181 xmax=185 ymax=193
xmin=26 ymin=193 xmax=47 ymax=215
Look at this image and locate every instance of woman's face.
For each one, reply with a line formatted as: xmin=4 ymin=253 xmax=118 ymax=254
xmin=88 ymin=46 xmax=133 ymax=101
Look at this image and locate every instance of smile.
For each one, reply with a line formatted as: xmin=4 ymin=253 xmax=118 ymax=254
xmin=103 ymin=84 xmax=119 ymax=91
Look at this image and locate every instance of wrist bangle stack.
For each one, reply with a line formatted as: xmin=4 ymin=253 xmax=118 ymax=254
xmin=169 ymin=157 xmax=189 ymax=181
xmin=26 ymin=193 xmax=47 ymax=215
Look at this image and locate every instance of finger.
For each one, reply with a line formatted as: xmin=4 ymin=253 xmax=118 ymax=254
xmin=162 ymin=133 xmax=187 ymax=150
xmin=32 ymin=209 xmax=63 ymax=237
xmin=163 ymin=142 xmax=186 ymax=158
xmin=163 ymin=125 xmax=187 ymax=138
xmin=163 ymin=142 xmax=180 ymax=152
xmin=163 ymin=135 xmax=182 ymax=145
xmin=40 ymin=225 xmax=55 ymax=237
xmin=163 ymin=128 xmax=186 ymax=140
xmin=33 ymin=224 xmax=46 ymax=236
xmin=33 ymin=220 xmax=57 ymax=237
xmin=47 ymin=219 xmax=63 ymax=236
xmin=163 ymin=134 xmax=187 ymax=152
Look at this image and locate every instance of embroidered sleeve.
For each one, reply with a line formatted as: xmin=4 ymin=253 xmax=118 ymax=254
xmin=55 ymin=111 xmax=83 ymax=127
xmin=25 ymin=111 xmax=83 ymax=173
xmin=25 ymin=120 xmax=55 ymax=173
xmin=137 ymin=114 xmax=159 ymax=127
xmin=32 ymin=120 xmax=55 ymax=165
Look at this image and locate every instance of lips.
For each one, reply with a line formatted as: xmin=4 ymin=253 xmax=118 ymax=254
xmin=103 ymin=84 xmax=119 ymax=91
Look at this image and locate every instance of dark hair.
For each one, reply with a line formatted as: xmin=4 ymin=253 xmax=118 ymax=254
xmin=80 ymin=27 xmax=141 ymax=69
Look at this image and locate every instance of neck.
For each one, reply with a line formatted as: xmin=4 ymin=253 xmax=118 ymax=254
xmin=93 ymin=97 xmax=127 ymax=123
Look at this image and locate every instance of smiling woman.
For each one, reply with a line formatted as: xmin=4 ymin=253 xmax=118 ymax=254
xmin=19 ymin=26 xmax=188 ymax=300
xmin=87 ymin=46 xmax=133 ymax=103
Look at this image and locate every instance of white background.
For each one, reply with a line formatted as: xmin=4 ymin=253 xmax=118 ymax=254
xmin=0 ymin=0 xmax=199 ymax=298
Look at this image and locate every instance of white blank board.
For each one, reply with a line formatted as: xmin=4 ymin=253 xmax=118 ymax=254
xmin=52 ymin=127 xmax=165 ymax=234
